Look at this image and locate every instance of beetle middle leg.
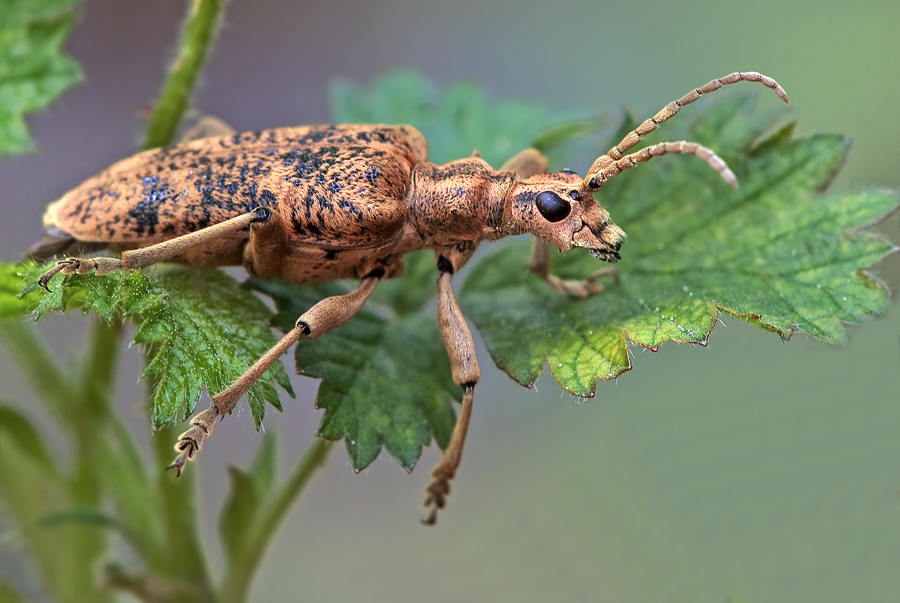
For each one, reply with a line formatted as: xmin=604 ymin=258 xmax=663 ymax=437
xmin=423 ymin=251 xmax=480 ymax=525
xmin=169 ymin=272 xmax=382 ymax=474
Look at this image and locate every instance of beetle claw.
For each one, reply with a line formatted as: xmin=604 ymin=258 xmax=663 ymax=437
xmin=38 ymin=274 xmax=53 ymax=292
xmin=37 ymin=260 xmax=74 ymax=292
xmin=167 ymin=406 xmax=220 ymax=477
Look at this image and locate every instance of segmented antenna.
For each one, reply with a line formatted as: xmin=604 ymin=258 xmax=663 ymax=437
xmin=588 ymin=140 xmax=737 ymax=190
xmin=583 ymin=71 xmax=788 ymax=192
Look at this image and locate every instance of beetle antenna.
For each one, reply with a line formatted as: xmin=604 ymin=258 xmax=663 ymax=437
xmin=583 ymin=140 xmax=738 ymax=192
xmin=582 ymin=71 xmax=787 ymax=191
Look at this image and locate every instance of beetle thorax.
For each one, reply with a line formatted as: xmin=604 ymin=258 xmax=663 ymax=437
xmin=405 ymin=157 xmax=517 ymax=248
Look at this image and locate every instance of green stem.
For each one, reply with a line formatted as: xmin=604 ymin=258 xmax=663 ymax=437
xmin=150 ymin=421 xmax=214 ymax=603
xmin=81 ymin=322 xmax=171 ymax=571
xmin=219 ymin=439 xmax=334 ymax=603
xmin=142 ymin=0 xmax=228 ymax=151
xmin=59 ymin=320 xmax=120 ymax=603
xmin=70 ymin=320 xmax=118 ymax=505
xmin=76 ymin=319 xmax=119 ymax=425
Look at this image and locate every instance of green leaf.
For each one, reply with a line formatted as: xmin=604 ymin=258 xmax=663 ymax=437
xmin=459 ymin=94 xmax=900 ymax=395
xmin=0 ymin=404 xmax=61 ymax=479
xmin=219 ymin=436 xmax=278 ymax=563
xmin=0 ymin=0 xmax=84 ymax=155
xmin=330 ymin=69 xmax=597 ymax=169
xmin=12 ymin=263 xmax=293 ymax=429
xmin=0 ymin=262 xmax=32 ymax=319
xmin=247 ymin=279 xmax=458 ymax=472
xmin=0 ymin=406 xmax=75 ymax=603
xmin=22 ymin=507 xmax=132 ymax=539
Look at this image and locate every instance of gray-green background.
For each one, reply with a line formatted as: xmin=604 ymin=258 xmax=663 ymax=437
xmin=1 ymin=0 xmax=898 ymax=601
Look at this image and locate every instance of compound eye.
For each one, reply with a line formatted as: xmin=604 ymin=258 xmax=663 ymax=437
xmin=535 ymin=191 xmax=571 ymax=222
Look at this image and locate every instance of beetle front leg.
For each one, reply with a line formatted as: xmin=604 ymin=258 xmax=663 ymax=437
xmin=424 ymin=254 xmax=480 ymax=525
xmin=529 ymin=239 xmax=619 ymax=298
xmin=38 ymin=208 xmax=274 ymax=291
xmin=169 ymin=272 xmax=382 ymax=475
xmin=500 ymin=147 xmax=548 ymax=179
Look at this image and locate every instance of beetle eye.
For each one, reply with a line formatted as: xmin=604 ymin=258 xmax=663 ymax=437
xmin=535 ymin=191 xmax=571 ymax=222
xmin=568 ymin=190 xmax=581 ymax=201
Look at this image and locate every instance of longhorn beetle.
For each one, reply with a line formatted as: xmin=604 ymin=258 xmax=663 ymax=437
xmin=33 ymin=72 xmax=788 ymax=524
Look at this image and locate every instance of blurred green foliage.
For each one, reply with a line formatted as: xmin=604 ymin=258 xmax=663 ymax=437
xmin=0 ymin=0 xmax=84 ymax=155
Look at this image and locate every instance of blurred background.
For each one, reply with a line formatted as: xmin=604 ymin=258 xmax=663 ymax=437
xmin=1 ymin=0 xmax=898 ymax=601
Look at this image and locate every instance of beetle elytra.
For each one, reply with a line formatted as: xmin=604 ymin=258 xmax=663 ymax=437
xmin=32 ymin=72 xmax=788 ymax=524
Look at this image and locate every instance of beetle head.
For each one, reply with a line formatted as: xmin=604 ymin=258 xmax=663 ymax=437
xmin=507 ymin=171 xmax=625 ymax=263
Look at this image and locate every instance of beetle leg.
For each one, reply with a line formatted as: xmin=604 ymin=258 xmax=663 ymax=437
xmin=528 ymin=238 xmax=619 ymax=298
xmin=169 ymin=272 xmax=382 ymax=475
xmin=423 ymin=254 xmax=480 ymax=525
xmin=37 ymin=208 xmax=273 ymax=291
xmin=500 ymin=147 xmax=548 ymax=179
xmin=179 ymin=115 xmax=236 ymax=143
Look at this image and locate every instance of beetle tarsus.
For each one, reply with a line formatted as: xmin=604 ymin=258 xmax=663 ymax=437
xmin=168 ymin=406 xmax=220 ymax=476
xmin=422 ymin=466 xmax=453 ymax=525
xmin=37 ymin=259 xmax=78 ymax=291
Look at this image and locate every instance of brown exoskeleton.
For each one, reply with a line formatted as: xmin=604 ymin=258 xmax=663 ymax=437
xmin=32 ymin=72 xmax=787 ymax=524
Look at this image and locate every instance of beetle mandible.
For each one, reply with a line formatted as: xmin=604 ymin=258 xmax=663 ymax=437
xmin=32 ymin=72 xmax=788 ymax=524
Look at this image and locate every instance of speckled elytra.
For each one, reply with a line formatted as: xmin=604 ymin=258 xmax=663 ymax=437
xmin=33 ymin=72 xmax=787 ymax=524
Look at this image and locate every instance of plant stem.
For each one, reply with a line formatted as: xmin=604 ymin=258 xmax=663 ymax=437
xmin=219 ymin=438 xmax=334 ymax=603
xmin=151 ymin=422 xmax=215 ymax=603
xmin=143 ymin=0 xmax=228 ymax=151
xmin=62 ymin=320 xmax=120 ymax=603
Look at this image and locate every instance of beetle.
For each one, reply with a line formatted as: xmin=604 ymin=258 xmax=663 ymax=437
xmin=32 ymin=72 xmax=787 ymax=524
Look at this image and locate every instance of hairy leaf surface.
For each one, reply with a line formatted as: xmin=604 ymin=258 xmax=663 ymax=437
xmin=5 ymin=264 xmax=293 ymax=428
